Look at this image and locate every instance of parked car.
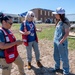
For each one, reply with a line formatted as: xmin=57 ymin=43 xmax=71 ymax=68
xmin=45 ymin=18 xmax=51 ymax=23
xmin=35 ymin=20 xmax=42 ymax=24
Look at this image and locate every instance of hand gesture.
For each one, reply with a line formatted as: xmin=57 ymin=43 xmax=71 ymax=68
xmin=24 ymin=31 xmax=30 ymax=35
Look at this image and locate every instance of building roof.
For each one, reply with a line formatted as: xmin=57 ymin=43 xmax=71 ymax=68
xmin=31 ymin=8 xmax=54 ymax=12
xmin=66 ymin=14 xmax=75 ymax=21
xmin=19 ymin=8 xmax=54 ymax=17
xmin=4 ymin=13 xmax=20 ymax=17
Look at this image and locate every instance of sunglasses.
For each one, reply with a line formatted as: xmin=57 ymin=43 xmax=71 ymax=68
xmin=31 ymin=15 xmax=34 ymax=17
xmin=7 ymin=22 xmax=13 ymax=25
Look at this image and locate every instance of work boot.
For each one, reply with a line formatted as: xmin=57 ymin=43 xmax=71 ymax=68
xmin=28 ymin=62 xmax=32 ymax=70
xmin=37 ymin=61 xmax=43 ymax=68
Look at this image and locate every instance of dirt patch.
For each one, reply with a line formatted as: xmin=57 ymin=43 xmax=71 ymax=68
xmin=0 ymin=39 xmax=75 ymax=75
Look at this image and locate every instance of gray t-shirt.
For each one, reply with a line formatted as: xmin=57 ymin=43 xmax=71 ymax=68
xmin=63 ymin=18 xmax=70 ymax=30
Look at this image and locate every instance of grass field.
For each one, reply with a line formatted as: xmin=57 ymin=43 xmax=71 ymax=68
xmin=11 ymin=23 xmax=75 ymax=50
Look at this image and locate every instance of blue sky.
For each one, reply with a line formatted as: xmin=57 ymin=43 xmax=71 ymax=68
xmin=0 ymin=0 xmax=75 ymax=14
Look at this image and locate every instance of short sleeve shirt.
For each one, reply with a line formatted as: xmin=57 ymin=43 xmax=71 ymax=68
xmin=0 ymin=29 xmax=11 ymax=57
xmin=0 ymin=30 xmax=5 ymax=57
xmin=20 ymin=21 xmax=36 ymax=42
xmin=63 ymin=18 xmax=70 ymax=30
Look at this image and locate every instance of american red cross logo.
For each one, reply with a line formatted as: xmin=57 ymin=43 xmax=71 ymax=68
xmin=30 ymin=24 xmax=33 ymax=29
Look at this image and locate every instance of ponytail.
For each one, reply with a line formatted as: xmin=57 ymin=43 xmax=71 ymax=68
xmin=0 ymin=12 xmax=12 ymax=23
xmin=0 ymin=12 xmax=4 ymax=23
xmin=59 ymin=14 xmax=70 ymax=25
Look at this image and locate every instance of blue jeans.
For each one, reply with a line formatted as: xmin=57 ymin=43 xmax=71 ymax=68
xmin=26 ymin=41 xmax=40 ymax=62
xmin=54 ymin=42 xmax=69 ymax=74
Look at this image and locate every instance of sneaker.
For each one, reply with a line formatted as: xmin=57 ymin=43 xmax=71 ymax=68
xmin=28 ymin=62 xmax=32 ymax=70
xmin=37 ymin=61 xmax=43 ymax=68
xmin=51 ymin=68 xmax=61 ymax=72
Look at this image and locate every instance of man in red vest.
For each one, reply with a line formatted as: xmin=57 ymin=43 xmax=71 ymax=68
xmin=0 ymin=12 xmax=25 ymax=75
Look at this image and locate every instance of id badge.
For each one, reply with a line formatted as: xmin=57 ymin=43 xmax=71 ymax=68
xmin=9 ymin=54 xmax=15 ymax=59
xmin=31 ymin=33 xmax=34 ymax=36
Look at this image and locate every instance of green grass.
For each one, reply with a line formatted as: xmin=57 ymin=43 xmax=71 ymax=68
xmin=68 ymin=38 xmax=75 ymax=50
xmin=10 ymin=23 xmax=75 ymax=50
xmin=11 ymin=23 xmax=22 ymax=39
xmin=37 ymin=26 xmax=55 ymax=40
xmin=11 ymin=23 xmax=21 ymax=30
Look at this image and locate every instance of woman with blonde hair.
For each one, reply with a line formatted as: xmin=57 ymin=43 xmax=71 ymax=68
xmin=19 ymin=11 xmax=43 ymax=70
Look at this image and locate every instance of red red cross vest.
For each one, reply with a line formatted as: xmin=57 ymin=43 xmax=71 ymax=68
xmin=22 ymin=22 xmax=38 ymax=46
xmin=0 ymin=27 xmax=18 ymax=64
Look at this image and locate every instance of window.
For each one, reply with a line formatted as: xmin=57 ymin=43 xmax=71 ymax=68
xmin=51 ymin=12 xmax=53 ymax=16
xmin=45 ymin=11 xmax=46 ymax=15
xmin=14 ymin=17 xmax=18 ymax=20
xmin=48 ymin=11 xmax=50 ymax=16
xmin=13 ymin=17 xmax=18 ymax=23
xmin=40 ymin=10 xmax=42 ymax=15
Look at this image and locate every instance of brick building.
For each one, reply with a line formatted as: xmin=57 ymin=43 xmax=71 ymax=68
xmin=4 ymin=8 xmax=56 ymax=23
xmin=31 ymin=8 xmax=55 ymax=23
